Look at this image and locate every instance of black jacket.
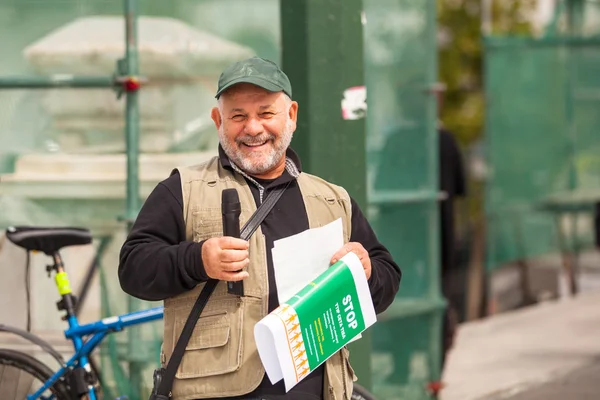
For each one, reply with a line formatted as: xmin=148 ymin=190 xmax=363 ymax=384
xmin=118 ymin=146 xmax=401 ymax=400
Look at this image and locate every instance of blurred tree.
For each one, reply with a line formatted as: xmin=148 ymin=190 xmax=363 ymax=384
xmin=437 ymin=0 xmax=537 ymax=147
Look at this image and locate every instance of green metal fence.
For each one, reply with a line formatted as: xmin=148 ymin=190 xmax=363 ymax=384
xmin=484 ymin=0 xmax=600 ymax=279
xmin=365 ymin=1 xmax=443 ymax=398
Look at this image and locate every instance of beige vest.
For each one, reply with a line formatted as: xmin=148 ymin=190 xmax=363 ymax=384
xmin=161 ymin=157 xmax=358 ymax=400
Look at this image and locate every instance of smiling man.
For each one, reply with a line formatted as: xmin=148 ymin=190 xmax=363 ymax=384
xmin=118 ymin=57 xmax=401 ymax=400
xmin=214 ymin=81 xmax=296 ymax=180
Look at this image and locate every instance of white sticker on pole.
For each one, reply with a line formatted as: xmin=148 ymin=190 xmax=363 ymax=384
xmin=341 ymin=86 xmax=367 ymax=120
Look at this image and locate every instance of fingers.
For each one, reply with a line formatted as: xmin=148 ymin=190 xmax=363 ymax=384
xmin=330 ymin=243 xmax=351 ymax=264
xmin=330 ymin=242 xmax=372 ymax=279
xmin=330 ymin=250 xmax=345 ymax=265
xmin=220 ymin=248 xmax=249 ymax=263
xmin=219 ymin=246 xmax=249 ymax=273
xmin=202 ymin=237 xmax=250 ymax=281
xmin=220 ymin=258 xmax=250 ymax=272
xmin=222 ymin=270 xmax=250 ymax=282
xmin=220 ymin=236 xmax=249 ymax=250
xmin=330 ymin=242 xmax=366 ymax=264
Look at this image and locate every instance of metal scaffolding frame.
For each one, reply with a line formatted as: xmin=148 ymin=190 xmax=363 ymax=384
xmin=0 ymin=0 xmax=146 ymax=397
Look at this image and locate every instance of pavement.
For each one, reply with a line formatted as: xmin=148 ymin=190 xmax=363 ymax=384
xmin=439 ymin=290 xmax=600 ymax=400
xmin=500 ymin=362 xmax=600 ymax=400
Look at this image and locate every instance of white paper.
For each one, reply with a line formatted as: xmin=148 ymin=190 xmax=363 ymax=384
xmin=254 ymin=252 xmax=377 ymax=392
xmin=254 ymin=315 xmax=285 ymax=383
xmin=271 ymin=218 xmax=344 ymax=305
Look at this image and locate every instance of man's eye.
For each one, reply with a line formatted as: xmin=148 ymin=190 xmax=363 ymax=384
xmin=261 ymin=112 xmax=275 ymax=118
xmin=232 ymin=115 xmax=245 ymax=121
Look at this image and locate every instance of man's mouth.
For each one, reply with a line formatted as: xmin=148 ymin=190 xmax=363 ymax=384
xmin=242 ymin=140 xmax=270 ymax=149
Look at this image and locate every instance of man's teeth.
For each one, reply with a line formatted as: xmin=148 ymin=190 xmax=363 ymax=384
xmin=245 ymin=141 xmax=266 ymax=147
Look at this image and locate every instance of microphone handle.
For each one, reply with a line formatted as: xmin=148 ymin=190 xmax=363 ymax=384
xmin=222 ymin=210 xmax=244 ymax=296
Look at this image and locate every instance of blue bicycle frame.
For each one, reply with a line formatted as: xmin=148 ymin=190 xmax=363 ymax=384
xmin=29 ymin=306 xmax=164 ymax=400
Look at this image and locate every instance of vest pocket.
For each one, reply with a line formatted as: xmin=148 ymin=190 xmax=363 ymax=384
xmin=192 ymin=211 xmax=222 ymax=242
xmin=192 ymin=210 xmax=248 ymax=242
xmin=173 ymin=307 xmax=243 ymax=379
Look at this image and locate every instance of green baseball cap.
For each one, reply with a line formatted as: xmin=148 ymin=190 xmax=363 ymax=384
xmin=215 ymin=56 xmax=292 ymax=99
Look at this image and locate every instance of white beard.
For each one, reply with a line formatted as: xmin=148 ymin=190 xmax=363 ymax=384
xmin=219 ymin=117 xmax=295 ymax=176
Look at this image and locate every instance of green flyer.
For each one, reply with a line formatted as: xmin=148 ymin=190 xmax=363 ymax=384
xmin=254 ymin=252 xmax=376 ymax=391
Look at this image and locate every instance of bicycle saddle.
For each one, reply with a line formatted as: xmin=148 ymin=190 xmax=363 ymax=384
xmin=5 ymin=226 xmax=93 ymax=255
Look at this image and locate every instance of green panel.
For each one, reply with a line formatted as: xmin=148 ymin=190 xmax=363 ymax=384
xmin=372 ymin=313 xmax=442 ymax=400
xmin=364 ymin=0 xmax=438 ymax=199
xmin=484 ymin=42 xmax=568 ymax=268
xmin=572 ymin=47 xmax=600 ymax=190
xmin=484 ymin=34 xmax=600 ymax=270
xmin=364 ymin=0 xmax=442 ymax=398
xmin=486 ymin=209 xmax=559 ymax=269
xmin=485 ymin=41 xmax=570 ymax=206
xmin=485 ymin=0 xmax=600 ymax=270
xmin=370 ymin=203 xmax=438 ymax=299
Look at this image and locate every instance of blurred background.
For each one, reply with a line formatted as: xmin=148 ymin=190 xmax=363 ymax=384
xmin=0 ymin=0 xmax=599 ymax=399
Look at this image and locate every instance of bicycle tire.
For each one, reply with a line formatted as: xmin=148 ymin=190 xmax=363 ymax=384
xmin=0 ymin=348 xmax=71 ymax=400
xmin=351 ymin=383 xmax=377 ymax=400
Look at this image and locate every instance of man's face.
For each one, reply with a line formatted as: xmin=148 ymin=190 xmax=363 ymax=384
xmin=211 ymin=83 xmax=298 ymax=177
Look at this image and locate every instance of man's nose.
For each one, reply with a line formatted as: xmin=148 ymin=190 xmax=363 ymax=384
xmin=244 ymin=117 xmax=263 ymax=136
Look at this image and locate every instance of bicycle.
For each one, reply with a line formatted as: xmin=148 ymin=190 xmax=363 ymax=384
xmin=0 ymin=226 xmax=377 ymax=400
xmin=0 ymin=226 xmax=163 ymax=400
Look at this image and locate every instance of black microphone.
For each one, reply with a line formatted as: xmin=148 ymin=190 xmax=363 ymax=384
xmin=222 ymin=188 xmax=244 ymax=296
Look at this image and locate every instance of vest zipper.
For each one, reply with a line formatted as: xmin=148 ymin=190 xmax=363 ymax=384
xmin=262 ymin=233 xmax=269 ymax=314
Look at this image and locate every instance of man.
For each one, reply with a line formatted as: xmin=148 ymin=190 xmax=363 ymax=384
xmin=438 ymin=126 xmax=467 ymax=373
xmin=435 ymin=84 xmax=467 ymax=373
xmin=118 ymin=56 xmax=401 ymax=400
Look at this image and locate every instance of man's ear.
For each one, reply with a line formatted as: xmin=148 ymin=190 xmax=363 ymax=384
xmin=288 ymin=101 xmax=299 ymax=123
xmin=211 ymin=107 xmax=222 ymax=130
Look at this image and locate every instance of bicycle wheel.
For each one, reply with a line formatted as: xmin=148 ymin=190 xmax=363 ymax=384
xmin=0 ymin=348 xmax=70 ymax=400
xmin=351 ymin=383 xmax=377 ymax=400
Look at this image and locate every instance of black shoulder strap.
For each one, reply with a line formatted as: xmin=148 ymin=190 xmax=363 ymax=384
xmin=156 ymin=181 xmax=292 ymax=396
xmin=240 ymin=180 xmax=291 ymax=239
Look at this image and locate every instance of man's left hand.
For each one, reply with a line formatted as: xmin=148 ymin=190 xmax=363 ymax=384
xmin=330 ymin=242 xmax=371 ymax=280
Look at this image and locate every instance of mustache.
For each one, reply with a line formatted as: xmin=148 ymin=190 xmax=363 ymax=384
xmin=236 ymin=133 xmax=276 ymax=145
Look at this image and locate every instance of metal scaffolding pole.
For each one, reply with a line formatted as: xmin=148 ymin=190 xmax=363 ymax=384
xmin=0 ymin=0 xmax=144 ymax=398
xmin=0 ymin=76 xmax=115 ymax=89
xmin=123 ymin=1 xmax=144 ymax=398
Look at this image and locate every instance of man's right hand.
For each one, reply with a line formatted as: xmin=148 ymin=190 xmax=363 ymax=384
xmin=201 ymin=237 xmax=250 ymax=281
